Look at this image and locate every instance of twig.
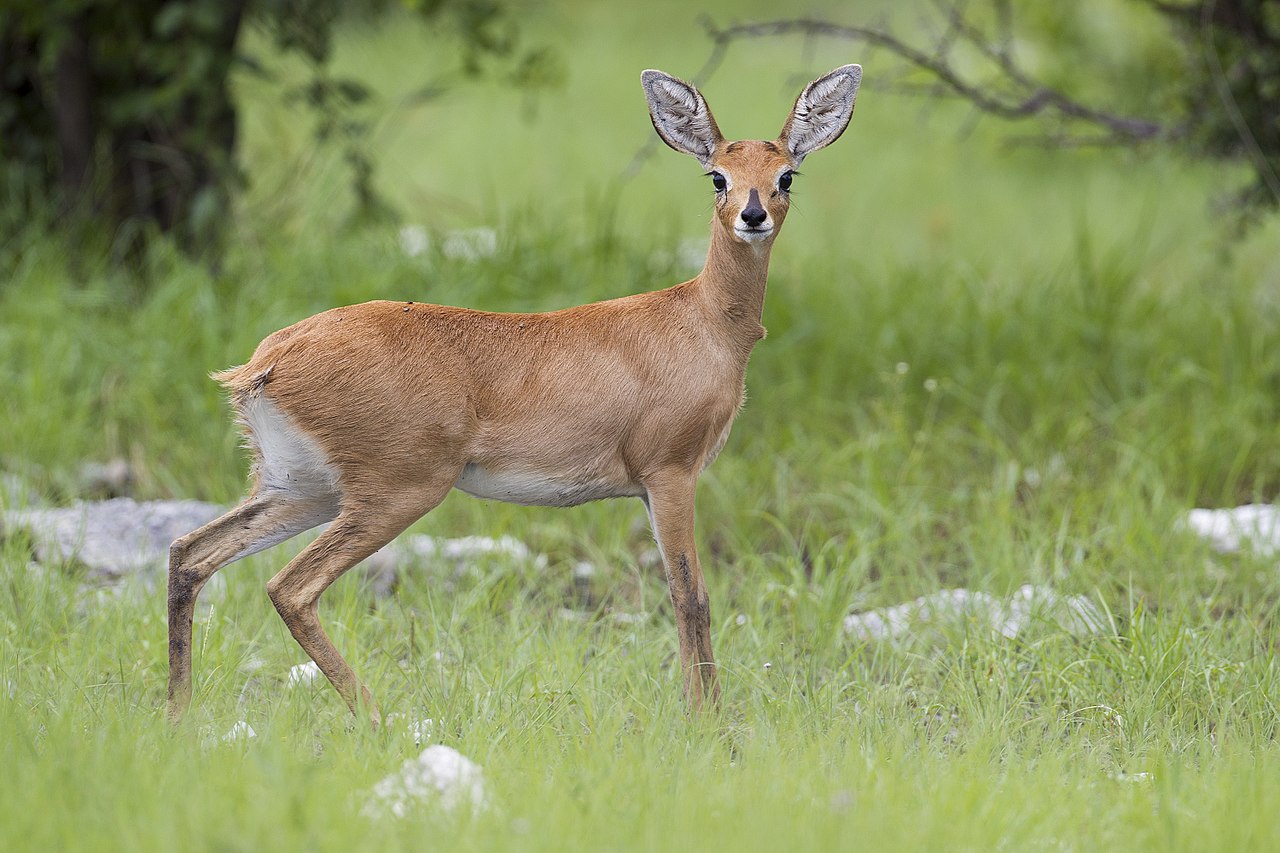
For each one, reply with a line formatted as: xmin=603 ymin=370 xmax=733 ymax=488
xmin=619 ymin=3 xmax=1177 ymax=182
xmin=702 ymin=16 xmax=1168 ymax=140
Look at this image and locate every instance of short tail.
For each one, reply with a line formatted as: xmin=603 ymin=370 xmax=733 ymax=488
xmin=211 ymin=363 xmax=274 ymax=405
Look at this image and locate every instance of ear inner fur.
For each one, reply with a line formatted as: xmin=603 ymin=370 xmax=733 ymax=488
xmin=779 ymin=64 xmax=862 ymax=163
xmin=641 ymin=69 xmax=723 ymax=167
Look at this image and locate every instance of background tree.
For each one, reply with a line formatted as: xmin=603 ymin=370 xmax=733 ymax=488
xmin=0 ymin=0 xmax=556 ymax=260
xmin=669 ymin=0 xmax=1278 ymax=216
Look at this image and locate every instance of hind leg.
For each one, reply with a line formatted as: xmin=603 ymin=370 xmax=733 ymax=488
xmin=266 ymin=480 xmax=456 ymax=728
xmin=167 ymin=491 xmax=336 ymax=723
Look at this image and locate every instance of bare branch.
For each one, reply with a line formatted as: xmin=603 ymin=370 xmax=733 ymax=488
xmin=701 ymin=15 xmax=1170 ymax=141
xmin=618 ymin=2 xmax=1179 ymax=182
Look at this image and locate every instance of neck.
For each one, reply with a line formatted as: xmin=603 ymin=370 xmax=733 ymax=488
xmin=693 ymin=224 xmax=773 ymax=346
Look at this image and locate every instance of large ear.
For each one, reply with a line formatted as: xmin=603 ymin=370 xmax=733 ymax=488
xmin=641 ymin=70 xmax=723 ymax=168
xmin=779 ymin=64 xmax=861 ymax=164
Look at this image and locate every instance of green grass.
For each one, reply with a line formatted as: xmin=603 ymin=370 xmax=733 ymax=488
xmin=4 ymin=0 xmax=1280 ymax=849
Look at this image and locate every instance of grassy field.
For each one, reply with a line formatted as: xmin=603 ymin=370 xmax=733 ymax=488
xmin=4 ymin=1 xmax=1280 ymax=849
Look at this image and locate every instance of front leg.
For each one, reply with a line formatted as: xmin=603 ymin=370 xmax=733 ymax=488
xmin=644 ymin=471 xmax=720 ymax=710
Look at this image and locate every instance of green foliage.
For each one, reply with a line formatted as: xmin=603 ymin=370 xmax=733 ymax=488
xmin=0 ymin=0 xmax=558 ymax=263
xmin=1006 ymin=0 xmax=1280 ymax=208
xmin=2 ymin=0 xmax=247 ymax=257
xmin=1173 ymin=0 xmax=1280 ymax=208
xmin=2 ymin=2 xmax=1280 ymax=847
xmin=991 ymin=0 xmax=1280 ymax=208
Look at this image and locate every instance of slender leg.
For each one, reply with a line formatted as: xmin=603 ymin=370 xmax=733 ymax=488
xmin=644 ymin=471 xmax=720 ymax=710
xmin=168 ymin=492 xmax=336 ymax=723
xmin=265 ymin=484 xmax=453 ymax=728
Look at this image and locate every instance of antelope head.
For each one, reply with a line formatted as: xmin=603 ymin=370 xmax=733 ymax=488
xmin=641 ymin=64 xmax=862 ymax=248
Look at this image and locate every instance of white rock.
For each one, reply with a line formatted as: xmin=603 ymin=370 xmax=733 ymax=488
xmin=366 ymin=745 xmax=488 ymax=817
xmin=394 ymin=534 xmax=547 ymax=570
xmin=440 ymin=535 xmax=535 ymax=564
xmin=385 ymin=714 xmax=435 ymax=747
xmin=2 ymin=498 xmax=224 ymax=581
xmin=408 ymin=718 xmax=434 ymax=747
xmin=287 ymin=661 xmax=322 ymax=688
xmin=442 ymin=228 xmax=497 ymax=261
xmin=363 ymin=533 xmax=549 ymax=596
xmin=844 ymin=588 xmax=999 ymax=641
xmin=399 ymin=225 xmax=430 ymax=258
xmin=844 ymin=585 xmax=1107 ymax=641
xmin=222 ymin=721 xmax=256 ymax=742
xmin=1 ymin=472 xmax=40 ymax=508
xmin=1003 ymin=584 xmax=1107 ymax=638
xmin=1184 ymin=505 xmax=1280 ymax=556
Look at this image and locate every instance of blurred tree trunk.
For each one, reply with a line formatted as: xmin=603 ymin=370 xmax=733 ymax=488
xmin=52 ymin=13 xmax=94 ymax=203
xmin=2 ymin=0 xmax=248 ymax=257
xmin=0 ymin=0 xmax=551 ymax=268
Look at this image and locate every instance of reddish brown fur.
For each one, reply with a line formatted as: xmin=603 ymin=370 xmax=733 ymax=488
xmin=167 ymin=67 xmax=858 ymax=726
xmin=220 ymin=202 xmax=787 ymax=494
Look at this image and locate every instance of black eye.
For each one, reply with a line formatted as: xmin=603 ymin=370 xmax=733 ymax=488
xmin=779 ymin=171 xmax=793 ymax=192
xmin=710 ymin=172 xmax=727 ymax=192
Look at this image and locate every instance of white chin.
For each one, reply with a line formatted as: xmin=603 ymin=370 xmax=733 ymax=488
xmin=735 ymin=228 xmax=773 ymax=243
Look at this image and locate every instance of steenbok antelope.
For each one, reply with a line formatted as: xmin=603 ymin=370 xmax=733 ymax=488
xmin=167 ymin=64 xmax=862 ymax=725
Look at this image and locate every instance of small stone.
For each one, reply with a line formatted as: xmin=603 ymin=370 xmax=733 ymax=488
xmin=408 ymin=718 xmax=434 ymax=747
xmin=384 ymin=714 xmax=435 ymax=746
xmin=362 ymin=534 xmax=549 ymax=596
xmin=222 ymin=721 xmax=256 ymax=742
xmin=844 ymin=585 xmax=1107 ymax=642
xmin=442 ymin=228 xmax=497 ymax=261
xmin=1184 ymin=505 xmax=1280 ymax=557
xmin=287 ymin=662 xmax=322 ymax=688
xmin=1 ymin=473 xmax=40 ymax=508
xmin=365 ymin=745 xmax=488 ymax=817
xmin=399 ymin=225 xmax=429 ymax=258
xmin=2 ymin=498 xmax=224 ymax=582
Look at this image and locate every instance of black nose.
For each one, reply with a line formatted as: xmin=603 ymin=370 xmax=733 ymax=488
xmin=740 ymin=204 xmax=768 ymax=228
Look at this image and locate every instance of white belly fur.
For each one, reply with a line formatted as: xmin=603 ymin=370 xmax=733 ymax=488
xmin=454 ymin=463 xmax=643 ymax=507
